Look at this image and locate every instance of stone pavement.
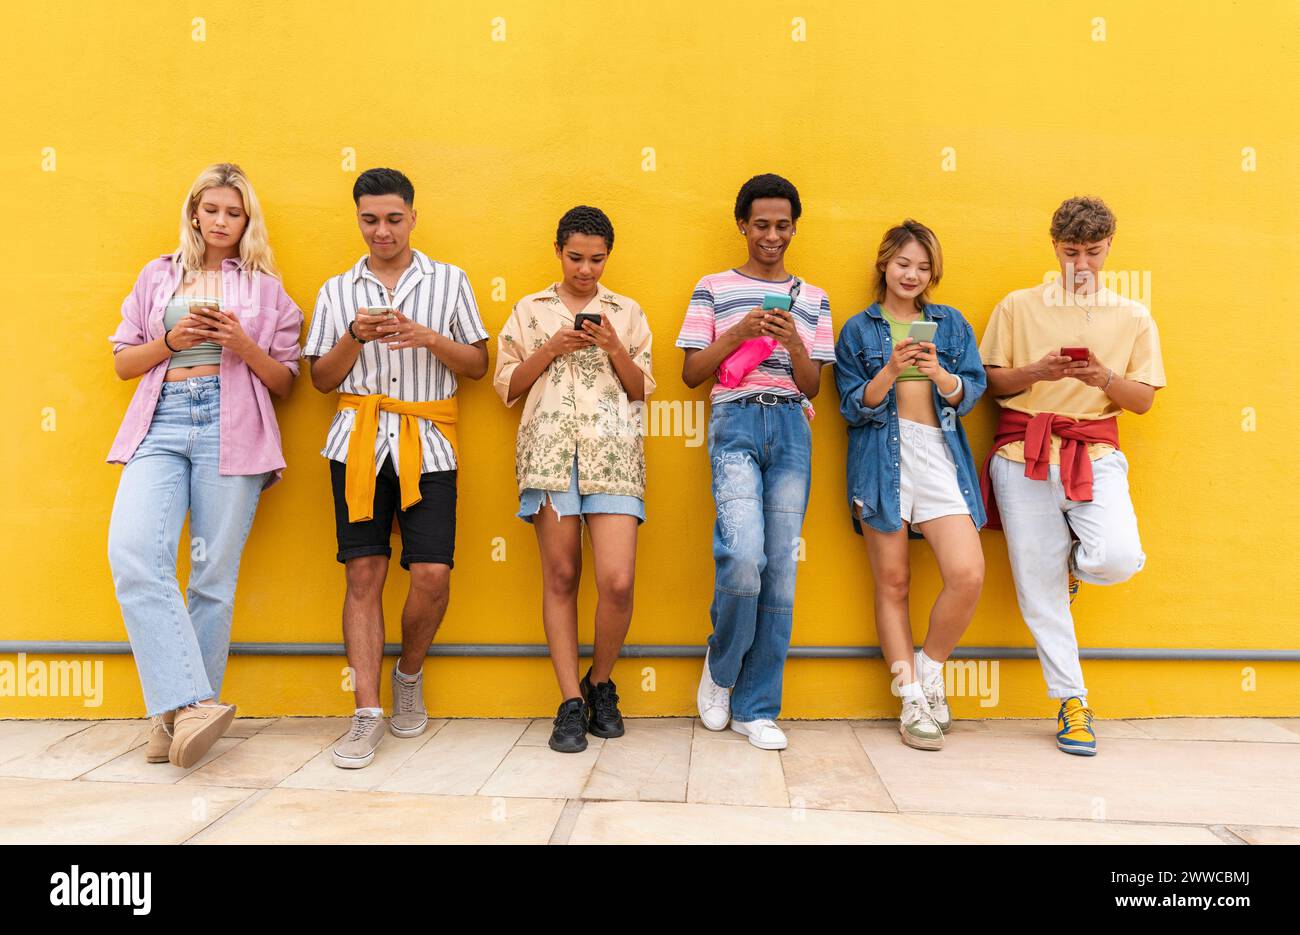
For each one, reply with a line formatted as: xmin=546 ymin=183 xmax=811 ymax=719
xmin=2 ymin=716 xmax=1298 ymax=844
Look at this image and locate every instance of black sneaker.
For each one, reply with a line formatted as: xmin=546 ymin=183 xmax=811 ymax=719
xmin=548 ymin=697 xmax=589 ymax=753
xmin=580 ymin=667 xmax=625 ymax=739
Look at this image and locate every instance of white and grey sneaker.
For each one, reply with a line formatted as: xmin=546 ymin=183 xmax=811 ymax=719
xmin=730 ymin=718 xmax=788 ymax=750
xmin=899 ymin=696 xmax=944 ymax=751
xmin=919 ymin=665 xmax=952 ymax=733
xmin=390 ymin=666 xmax=429 ymax=737
xmin=332 ymin=711 xmax=385 ymax=769
xmin=696 ymin=649 xmax=731 ymax=731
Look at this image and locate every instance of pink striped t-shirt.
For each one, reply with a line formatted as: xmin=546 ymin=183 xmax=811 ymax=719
xmin=675 ymin=268 xmax=835 ymax=403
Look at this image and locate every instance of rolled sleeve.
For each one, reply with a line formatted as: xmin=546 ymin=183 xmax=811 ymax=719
xmin=451 ymin=269 xmax=490 ymax=345
xmin=953 ymin=320 xmax=987 ymax=417
xmin=109 ymin=264 xmax=155 ymax=353
xmin=269 ymin=285 xmax=304 ymax=377
xmin=627 ymin=302 xmax=656 ymax=398
xmin=834 ymin=324 xmax=889 ymax=427
xmin=493 ymin=303 xmax=528 ymax=407
xmin=302 ymin=286 xmax=337 ymax=358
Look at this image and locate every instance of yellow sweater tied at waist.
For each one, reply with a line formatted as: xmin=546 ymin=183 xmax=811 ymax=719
xmin=338 ymin=393 xmax=459 ymax=523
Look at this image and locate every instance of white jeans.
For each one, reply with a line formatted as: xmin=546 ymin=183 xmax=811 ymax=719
xmin=990 ymin=451 xmax=1146 ymax=698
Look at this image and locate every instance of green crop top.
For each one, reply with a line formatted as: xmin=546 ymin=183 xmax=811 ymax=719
xmin=163 ymin=296 xmax=224 ymax=369
xmin=882 ymin=310 xmax=929 ymax=381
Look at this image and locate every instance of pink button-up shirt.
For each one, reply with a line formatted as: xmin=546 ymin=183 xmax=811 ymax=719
xmin=106 ymin=253 xmax=304 ymax=488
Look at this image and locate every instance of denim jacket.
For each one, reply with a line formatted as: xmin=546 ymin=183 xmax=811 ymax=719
xmin=833 ymin=302 xmax=987 ymax=534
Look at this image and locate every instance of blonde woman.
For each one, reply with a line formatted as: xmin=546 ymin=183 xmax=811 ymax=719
xmin=833 ymin=220 xmax=987 ymax=750
xmin=106 ymin=163 xmax=303 ymax=767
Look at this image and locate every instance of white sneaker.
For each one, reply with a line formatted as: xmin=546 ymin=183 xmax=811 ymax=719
xmin=918 ymin=663 xmax=952 ymax=733
xmin=899 ymin=696 xmax=944 ymax=751
xmin=696 ymin=649 xmax=731 ymax=731
xmin=730 ymin=718 xmax=788 ymax=750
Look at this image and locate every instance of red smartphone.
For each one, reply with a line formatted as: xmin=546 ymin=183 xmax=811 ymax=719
xmin=1061 ymin=346 xmax=1089 ymax=362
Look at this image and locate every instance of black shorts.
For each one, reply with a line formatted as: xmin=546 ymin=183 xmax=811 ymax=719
xmin=330 ymin=457 xmax=457 ymax=570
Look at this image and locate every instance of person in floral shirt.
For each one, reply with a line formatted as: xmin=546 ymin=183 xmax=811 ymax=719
xmin=493 ymin=206 xmax=655 ymax=753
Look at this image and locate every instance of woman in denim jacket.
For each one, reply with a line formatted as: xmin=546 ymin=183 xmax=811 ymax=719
xmin=834 ymin=220 xmax=987 ymax=751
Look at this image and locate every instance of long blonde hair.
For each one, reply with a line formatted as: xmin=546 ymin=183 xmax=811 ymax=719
xmin=872 ymin=219 xmax=943 ymax=311
xmin=175 ymin=163 xmax=278 ymax=277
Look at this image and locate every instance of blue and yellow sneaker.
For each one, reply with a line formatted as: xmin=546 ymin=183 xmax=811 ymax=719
xmin=1056 ymin=696 xmax=1097 ymax=755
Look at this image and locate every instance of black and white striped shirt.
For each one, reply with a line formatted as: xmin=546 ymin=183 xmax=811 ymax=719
xmin=304 ymin=249 xmax=489 ymax=474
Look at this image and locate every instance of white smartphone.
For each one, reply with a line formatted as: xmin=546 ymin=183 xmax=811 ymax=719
xmin=907 ymin=321 xmax=938 ymax=343
xmin=362 ymin=305 xmax=397 ymax=319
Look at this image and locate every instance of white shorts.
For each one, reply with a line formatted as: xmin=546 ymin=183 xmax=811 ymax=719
xmin=898 ymin=418 xmax=970 ymax=526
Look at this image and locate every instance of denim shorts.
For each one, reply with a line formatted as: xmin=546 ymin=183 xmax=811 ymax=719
xmin=518 ymin=455 xmax=645 ymax=524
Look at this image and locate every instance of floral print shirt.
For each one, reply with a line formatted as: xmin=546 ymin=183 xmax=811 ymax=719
xmin=493 ymin=283 xmax=656 ymax=497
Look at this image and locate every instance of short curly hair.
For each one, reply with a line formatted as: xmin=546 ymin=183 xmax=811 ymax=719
xmin=1050 ymin=196 xmax=1116 ymax=243
xmin=734 ymin=173 xmax=802 ymax=222
xmin=556 ymin=205 xmax=614 ymax=250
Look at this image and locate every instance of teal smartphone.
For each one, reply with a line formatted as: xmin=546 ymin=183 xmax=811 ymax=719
xmin=762 ymin=294 xmax=793 ymax=311
xmin=907 ymin=321 xmax=938 ymax=343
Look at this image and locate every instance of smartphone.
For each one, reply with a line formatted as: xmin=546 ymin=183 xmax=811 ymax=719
xmin=762 ymin=294 xmax=793 ymax=311
xmin=574 ymin=312 xmax=602 ymax=330
xmin=187 ymin=298 xmax=222 ymax=316
xmin=1062 ymin=346 xmax=1089 ymax=361
xmin=907 ymin=321 xmax=938 ymax=343
xmin=362 ymin=305 xmax=397 ymax=319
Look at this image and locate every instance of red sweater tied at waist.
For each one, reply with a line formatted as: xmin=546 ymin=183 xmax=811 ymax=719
xmin=979 ymin=410 xmax=1120 ymax=530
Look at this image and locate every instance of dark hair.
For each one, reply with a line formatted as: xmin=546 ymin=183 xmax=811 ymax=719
xmin=353 ymin=167 xmax=415 ymax=206
xmin=734 ymin=173 xmax=802 ymax=222
xmin=555 ymin=205 xmax=614 ymax=250
xmin=1050 ymin=195 xmax=1116 ymax=243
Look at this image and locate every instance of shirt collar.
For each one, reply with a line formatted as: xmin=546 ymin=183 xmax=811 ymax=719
xmin=865 ymin=301 xmax=945 ymax=320
xmin=159 ymin=251 xmax=248 ymax=271
xmin=541 ymin=282 xmax=622 ymax=311
xmin=351 ymin=248 xmax=433 ymax=284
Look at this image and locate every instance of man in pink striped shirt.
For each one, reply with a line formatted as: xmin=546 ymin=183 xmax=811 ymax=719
xmin=677 ymin=173 xmax=835 ymax=751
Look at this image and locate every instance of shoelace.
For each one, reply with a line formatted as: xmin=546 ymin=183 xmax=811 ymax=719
xmin=555 ymin=703 xmax=585 ymax=732
xmin=395 ymin=675 xmax=421 ymax=712
xmin=590 ymin=681 xmax=620 ymax=720
xmin=749 ymin=718 xmax=778 ymax=736
xmin=902 ymin=697 xmax=938 ymax=730
xmin=347 ymin=714 xmax=380 ymax=741
xmin=703 ymin=680 xmax=729 ymax=710
xmin=1062 ymin=704 xmax=1095 ymax=734
xmin=921 ymin=671 xmax=946 ymax=705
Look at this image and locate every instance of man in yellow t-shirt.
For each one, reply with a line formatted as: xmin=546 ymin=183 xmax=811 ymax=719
xmin=979 ymin=195 xmax=1166 ymax=757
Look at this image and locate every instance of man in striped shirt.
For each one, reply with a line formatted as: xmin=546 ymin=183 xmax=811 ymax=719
xmin=304 ymin=168 xmax=489 ymax=769
xmin=677 ymin=173 xmax=835 ymax=751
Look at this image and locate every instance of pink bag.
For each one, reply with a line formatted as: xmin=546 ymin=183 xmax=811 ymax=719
xmin=716 ymin=278 xmax=803 ymax=388
xmin=716 ymin=337 xmax=778 ymax=387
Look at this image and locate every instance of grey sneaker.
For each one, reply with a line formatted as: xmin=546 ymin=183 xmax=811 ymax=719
xmin=390 ymin=666 xmax=429 ymax=737
xmin=918 ymin=663 xmax=952 ymax=733
xmin=332 ymin=712 xmax=385 ymax=769
xmin=899 ymin=696 xmax=944 ymax=751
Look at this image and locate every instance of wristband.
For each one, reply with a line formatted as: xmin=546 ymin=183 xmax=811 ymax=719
xmin=1103 ymin=368 xmax=1114 ymax=389
xmin=163 ymin=328 xmax=178 ymax=353
xmin=348 ymin=320 xmax=368 ymax=345
xmin=939 ymin=373 xmax=963 ymax=400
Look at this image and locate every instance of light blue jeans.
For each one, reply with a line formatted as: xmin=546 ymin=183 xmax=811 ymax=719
xmin=107 ymin=376 xmax=268 ymax=716
xmin=706 ymin=396 xmax=812 ymax=721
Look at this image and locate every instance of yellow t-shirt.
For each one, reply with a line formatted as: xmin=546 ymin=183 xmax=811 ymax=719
xmin=979 ymin=280 xmax=1166 ymax=464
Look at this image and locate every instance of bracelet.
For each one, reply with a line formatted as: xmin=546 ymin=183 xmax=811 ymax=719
xmin=939 ymin=373 xmax=963 ymax=400
xmin=1103 ymin=368 xmax=1114 ymax=389
xmin=348 ymin=320 xmax=368 ymax=345
xmin=163 ymin=328 xmax=178 ymax=353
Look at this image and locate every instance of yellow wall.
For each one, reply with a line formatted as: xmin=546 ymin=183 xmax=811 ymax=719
xmin=3 ymin=1 xmax=1297 ymax=719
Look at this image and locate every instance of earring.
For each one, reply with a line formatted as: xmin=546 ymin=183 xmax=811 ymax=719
xmin=191 ymin=218 xmax=199 ymax=228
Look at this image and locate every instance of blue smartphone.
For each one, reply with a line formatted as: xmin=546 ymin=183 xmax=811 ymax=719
xmin=762 ymin=294 xmax=793 ymax=311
